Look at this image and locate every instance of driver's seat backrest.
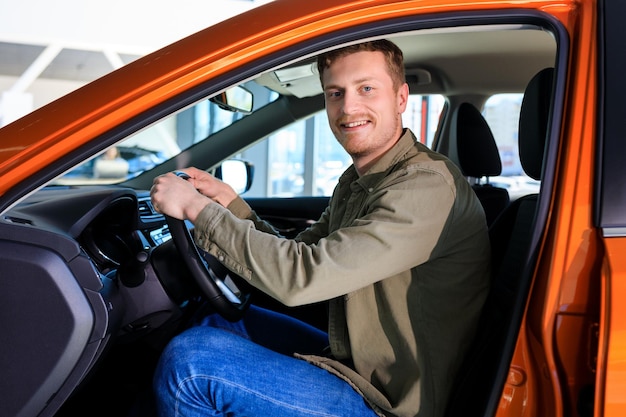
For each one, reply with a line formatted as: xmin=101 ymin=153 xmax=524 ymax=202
xmin=449 ymin=102 xmax=509 ymax=225
xmin=444 ymin=67 xmax=554 ymax=417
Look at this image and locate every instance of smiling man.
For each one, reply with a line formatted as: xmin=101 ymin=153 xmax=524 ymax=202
xmin=322 ymin=43 xmax=408 ymax=175
xmin=150 ymin=39 xmax=491 ymax=417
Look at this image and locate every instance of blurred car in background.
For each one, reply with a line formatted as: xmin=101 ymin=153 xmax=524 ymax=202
xmin=57 ymin=146 xmax=168 ymax=184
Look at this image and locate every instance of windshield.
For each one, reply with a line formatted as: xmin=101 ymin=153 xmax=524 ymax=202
xmin=51 ymin=81 xmax=278 ymax=185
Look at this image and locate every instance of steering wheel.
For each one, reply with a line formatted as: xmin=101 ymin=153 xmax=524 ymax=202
xmin=164 ymin=171 xmax=250 ymax=321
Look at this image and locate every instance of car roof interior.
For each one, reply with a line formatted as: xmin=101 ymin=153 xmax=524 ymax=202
xmin=256 ymin=25 xmax=556 ymax=99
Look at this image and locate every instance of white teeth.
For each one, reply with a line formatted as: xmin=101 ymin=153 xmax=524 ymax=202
xmin=344 ymin=120 xmax=367 ymax=127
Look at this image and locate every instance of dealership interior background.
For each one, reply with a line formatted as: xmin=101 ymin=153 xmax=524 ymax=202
xmin=0 ymin=0 xmax=273 ymax=127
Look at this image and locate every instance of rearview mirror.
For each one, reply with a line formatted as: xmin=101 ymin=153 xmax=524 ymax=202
xmin=216 ymin=160 xmax=254 ymax=194
xmin=210 ymin=86 xmax=253 ymax=114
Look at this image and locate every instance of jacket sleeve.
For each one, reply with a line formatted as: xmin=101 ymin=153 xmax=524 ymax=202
xmin=225 ymin=196 xmax=281 ymax=236
xmin=225 ymin=195 xmax=330 ymax=243
xmin=193 ymin=163 xmax=457 ymax=307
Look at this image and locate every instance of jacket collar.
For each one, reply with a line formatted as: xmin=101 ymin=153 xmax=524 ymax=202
xmin=338 ymin=128 xmax=418 ymax=189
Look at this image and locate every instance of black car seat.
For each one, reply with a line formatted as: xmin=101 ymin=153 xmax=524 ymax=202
xmin=449 ymin=102 xmax=509 ymax=225
xmin=445 ymin=67 xmax=554 ymax=417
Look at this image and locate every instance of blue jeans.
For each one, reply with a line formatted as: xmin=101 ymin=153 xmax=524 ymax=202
xmin=153 ymin=305 xmax=379 ymax=417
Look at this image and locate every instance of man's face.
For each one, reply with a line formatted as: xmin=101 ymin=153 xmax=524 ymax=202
xmin=322 ymin=50 xmax=408 ymax=164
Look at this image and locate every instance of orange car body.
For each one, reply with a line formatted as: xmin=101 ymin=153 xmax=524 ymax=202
xmin=0 ymin=1 xmax=622 ymax=416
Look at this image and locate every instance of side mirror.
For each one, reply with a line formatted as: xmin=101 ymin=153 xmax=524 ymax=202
xmin=216 ymin=160 xmax=254 ymax=194
xmin=209 ymin=86 xmax=253 ymax=114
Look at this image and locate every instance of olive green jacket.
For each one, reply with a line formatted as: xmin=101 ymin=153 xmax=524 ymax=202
xmin=194 ymin=129 xmax=491 ymax=417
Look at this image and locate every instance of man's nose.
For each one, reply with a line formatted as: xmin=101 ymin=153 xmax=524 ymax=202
xmin=341 ymin=90 xmax=360 ymax=114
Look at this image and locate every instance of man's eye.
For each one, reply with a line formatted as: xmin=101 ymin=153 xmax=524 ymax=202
xmin=327 ymin=91 xmax=342 ymax=98
xmin=362 ymin=86 xmax=373 ymax=92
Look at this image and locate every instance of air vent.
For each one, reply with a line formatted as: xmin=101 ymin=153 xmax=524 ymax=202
xmin=137 ymin=199 xmax=157 ymax=217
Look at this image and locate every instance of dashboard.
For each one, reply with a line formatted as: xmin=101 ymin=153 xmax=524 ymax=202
xmin=0 ymin=185 xmax=197 ymax=416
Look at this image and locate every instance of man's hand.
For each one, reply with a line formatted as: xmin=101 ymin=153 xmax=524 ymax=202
xmin=181 ymin=167 xmax=239 ymax=208
xmin=150 ymin=172 xmax=211 ymax=222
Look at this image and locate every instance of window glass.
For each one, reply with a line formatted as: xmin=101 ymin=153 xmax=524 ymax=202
xmin=403 ymin=94 xmax=445 ymax=148
xmin=483 ymin=93 xmax=541 ymax=200
xmin=313 ymin=112 xmax=352 ymax=197
xmin=52 ymin=81 xmax=278 ymax=185
xmin=268 ymin=121 xmax=307 ymax=197
xmin=240 ymin=94 xmax=444 ymax=198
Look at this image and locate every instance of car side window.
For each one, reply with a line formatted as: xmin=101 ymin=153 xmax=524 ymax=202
xmin=238 ymin=94 xmax=444 ymax=198
xmin=483 ymin=94 xmax=541 ymax=200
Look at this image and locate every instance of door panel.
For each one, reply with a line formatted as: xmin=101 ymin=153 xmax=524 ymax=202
xmin=243 ymin=196 xmax=330 ymax=330
xmin=246 ymin=196 xmax=330 ymax=238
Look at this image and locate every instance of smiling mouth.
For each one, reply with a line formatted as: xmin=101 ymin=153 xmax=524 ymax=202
xmin=341 ymin=120 xmax=369 ymax=128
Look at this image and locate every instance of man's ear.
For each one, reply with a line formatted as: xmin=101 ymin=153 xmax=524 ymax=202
xmin=397 ymin=83 xmax=409 ymax=113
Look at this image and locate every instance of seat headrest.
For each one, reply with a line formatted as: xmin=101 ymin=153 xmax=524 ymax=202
xmin=519 ymin=68 xmax=554 ymax=180
xmin=451 ymin=102 xmax=502 ymax=178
